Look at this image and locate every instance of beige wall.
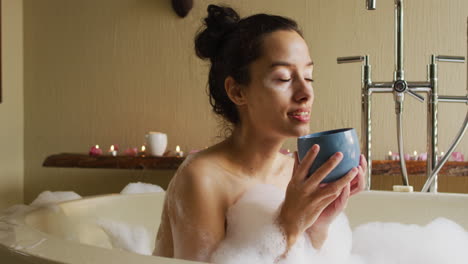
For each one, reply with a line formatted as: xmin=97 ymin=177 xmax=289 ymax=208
xmin=0 ymin=0 xmax=24 ymax=209
xmin=22 ymin=0 xmax=468 ymax=202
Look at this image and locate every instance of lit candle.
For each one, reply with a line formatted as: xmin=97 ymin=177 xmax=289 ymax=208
xmin=412 ymin=151 xmax=418 ymax=161
xmin=390 ymin=152 xmax=400 ymax=160
xmin=109 ymin=145 xmax=118 ymax=157
xmin=387 ymin=151 xmax=393 ymax=160
xmin=138 ymin=145 xmax=146 ymax=157
xmin=439 ymin=151 xmax=445 ymax=161
xmin=175 ymin=145 xmax=184 ymax=157
xmin=89 ymin=145 xmax=103 ymax=156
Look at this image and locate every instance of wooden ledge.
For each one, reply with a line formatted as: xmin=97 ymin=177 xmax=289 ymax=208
xmin=371 ymin=160 xmax=468 ymax=176
xmin=42 ymin=153 xmax=468 ymax=175
xmin=43 ymin=153 xmax=184 ymax=170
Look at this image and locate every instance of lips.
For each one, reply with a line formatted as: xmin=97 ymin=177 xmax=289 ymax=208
xmin=287 ymin=109 xmax=310 ymax=122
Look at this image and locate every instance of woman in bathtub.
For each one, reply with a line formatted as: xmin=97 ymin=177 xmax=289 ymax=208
xmin=153 ymin=5 xmax=367 ymax=262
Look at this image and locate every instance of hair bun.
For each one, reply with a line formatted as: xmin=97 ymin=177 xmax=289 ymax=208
xmin=195 ymin=5 xmax=240 ymax=60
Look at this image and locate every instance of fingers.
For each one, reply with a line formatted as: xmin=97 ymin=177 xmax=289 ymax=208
xmin=322 ymin=167 xmax=358 ymax=197
xmin=292 ymin=145 xmax=320 ymax=183
xmin=311 ymin=182 xmax=350 ymax=214
xmin=292 ymin=152 xmax=299 ymax=176
xmin=339 ymin=167 xmax=359 ymax=186
xmin=350 ymin=165 xmax=366 ymax=196
xmin=332 ymin=183 xmax=351 ymax=212
xmin=341 ymin=183 xmax=351 ymax=209
xmin=305 ymin=152 xmax=343 ymax=187
xmin=360 ymin=154 xmax=368 ymax=172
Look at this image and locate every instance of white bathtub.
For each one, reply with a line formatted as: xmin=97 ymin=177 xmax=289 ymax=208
xmin=1 ymin=190 xmax=468 ymax=264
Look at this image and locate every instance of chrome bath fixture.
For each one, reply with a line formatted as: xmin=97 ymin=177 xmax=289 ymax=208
xmin=337 ymin=0 xmax=468 ymax=192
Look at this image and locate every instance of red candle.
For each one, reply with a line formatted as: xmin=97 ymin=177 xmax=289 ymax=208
xmin=123 ymin=147 xmax=138 ymax=157
xmin=89 ymin=145 xmax=103 ymax=156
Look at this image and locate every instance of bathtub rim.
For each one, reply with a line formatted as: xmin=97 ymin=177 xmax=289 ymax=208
xmin=2 ymin=190 xmax=468 ymax=264
xmin=0 ymin=191 xmax=205 ymax=264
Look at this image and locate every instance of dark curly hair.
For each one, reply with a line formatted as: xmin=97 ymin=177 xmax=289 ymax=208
xmin=195 ymin=5 xmax=302 ymax=125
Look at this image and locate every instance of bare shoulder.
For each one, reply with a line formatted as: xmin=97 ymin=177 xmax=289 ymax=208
xmin=166 ymin=149 xmax=231 ymax=212
xmin=173 ymin=150 xmax=225 ymax=189
xmin=154 ymin=151 xmax=225 ymax=258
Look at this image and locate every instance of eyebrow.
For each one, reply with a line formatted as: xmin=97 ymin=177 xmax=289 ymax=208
xmin=270 ymin=61 xmax=314 ymax=68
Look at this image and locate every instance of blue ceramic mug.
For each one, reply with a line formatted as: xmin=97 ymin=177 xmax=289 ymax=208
xmin=297 ymin=128 xmax=360 ymax=183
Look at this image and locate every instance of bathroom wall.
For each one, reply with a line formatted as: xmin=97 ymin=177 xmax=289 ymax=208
xmin=23 ymin=0 xmax=468 ymax=202
xmin=0 ymin=0 xmax=24 ymax=209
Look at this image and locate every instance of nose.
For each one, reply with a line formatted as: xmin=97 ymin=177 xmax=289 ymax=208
xmin=293 ymin=78 xmax=313 ymax=104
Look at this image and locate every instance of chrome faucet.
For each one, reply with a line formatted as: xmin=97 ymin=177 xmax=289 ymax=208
xmin=337 ymin=0 xmax=468 ymax=192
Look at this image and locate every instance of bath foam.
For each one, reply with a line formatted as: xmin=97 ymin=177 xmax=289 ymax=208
xmin=97 ymin=219 xmax=153 ymax=256
xmin=211 ymin=184 xmax=359 ymax=264
xmin=30 ymin=191 xmax=82 ymax=207
xmin=210 ymin=183 xmax=301 ymax=264
xmin=96 ymin=182 xmax=163 ymax=255
xmin=317 ymin=212 xmax=356 ymax=263
xmin=0 ymin=204 xmax=35 ymax=242
xmin=120 ymin=182 xmax=164 ymax=195
xmin=210 ymin=183 xmax=468 ymax=264
xmin=352 ymin=217 xmax=468 ymax=264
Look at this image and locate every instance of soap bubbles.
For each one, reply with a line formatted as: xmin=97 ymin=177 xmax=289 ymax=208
xmin=120 ymin=182 xmax=164 ymax=195
xmin=211 ymin=183 xmax=468 ymax=264
xmin=30 ymin=191 xmax=81 ymax=207
xmin=353 ymin=217 xmax=468 ymax=264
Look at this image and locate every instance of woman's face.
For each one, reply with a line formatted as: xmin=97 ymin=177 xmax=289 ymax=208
xmin=241 ymin=30 xmax=314 ymax=138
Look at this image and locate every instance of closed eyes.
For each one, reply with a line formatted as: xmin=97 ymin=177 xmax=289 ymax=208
xmin=279 ymin=78 xmax=314 ymax=83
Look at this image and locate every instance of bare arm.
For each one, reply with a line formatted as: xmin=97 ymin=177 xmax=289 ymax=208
xmin=170 ymin=167 xmax=226 ymax=262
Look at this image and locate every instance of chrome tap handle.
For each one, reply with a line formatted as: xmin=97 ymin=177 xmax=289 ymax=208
xmin=407 ymin=89 xmax=425 ymax=102
xmin=393 ymin=80 xmax=425 ymax=103
xmin=435 ymin=55 xmax=465 ymax=63
xmin=337 ymin=56 xmax=365 ymax=64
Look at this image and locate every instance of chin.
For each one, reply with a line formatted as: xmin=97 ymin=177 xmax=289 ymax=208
xmin=289 ymin=125 xmax=310 ymax=137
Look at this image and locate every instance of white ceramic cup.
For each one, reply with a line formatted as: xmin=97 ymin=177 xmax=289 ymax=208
xmin=145 ymin=132 xmax=167 ymax=156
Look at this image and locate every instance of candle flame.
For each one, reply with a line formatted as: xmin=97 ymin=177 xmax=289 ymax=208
xmin=141 ymin=145 xmax=146 ymax=152
xmin=441 ymin=152 xmax=445 ymax=156
xmin=95 ymin=145 xmax=100 ymax=149
xmin=286 ymin=149 xmax=290 ymax=153
xmin=176 ymin=145 xmax=181 ymax=152
xmin=388 ymin=151 xmax=392 ymax=155
xmin=413 ymin=151 xmax=417 ymax=156
xmin=110 ymin=145 xmax=115 ymax=151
